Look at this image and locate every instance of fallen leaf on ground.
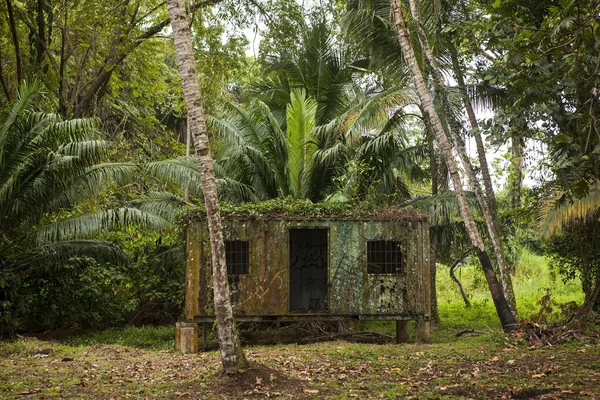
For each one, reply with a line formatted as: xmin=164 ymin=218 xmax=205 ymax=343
xmin=19 ymin=388 xmax=41 ymax=395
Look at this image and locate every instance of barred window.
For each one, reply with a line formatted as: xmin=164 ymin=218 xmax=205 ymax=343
xmin=225 ymin=240 xmax=249 ymax=275
xmin=367 ymin=240 xmax=403 ymax=274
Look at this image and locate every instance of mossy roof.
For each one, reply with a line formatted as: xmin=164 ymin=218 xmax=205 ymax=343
xmin=184 ymin=199 xmax=428 ymax=222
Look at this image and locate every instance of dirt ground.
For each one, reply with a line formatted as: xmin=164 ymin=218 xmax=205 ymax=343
xmin=1 ymin=335 xmax=599 ymax=399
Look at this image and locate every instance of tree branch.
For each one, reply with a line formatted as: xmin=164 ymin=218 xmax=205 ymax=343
xmin=136 ymin=0 xmax=223 ymax=42
xmin=450 ymin=250 xmax=471 ymax=308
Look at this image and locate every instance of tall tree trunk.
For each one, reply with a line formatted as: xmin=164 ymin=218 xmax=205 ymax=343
xmin=428 ymin=130 xmax=439 ymax=324
xmin=184 ymin=117 xmax=191 ymax=202
xmin=166 ymin=0 xmax=247 ymax=373
xmin=448 ymin=44 xmax=513 ymax=277
xmin=58 ymin=3 xmax=68 ymax=116
xmin=448 ymin=42 xmax=497 ymax=216
xmin=34 ymin=0 xmax=46 ymax=68
xmin=407 ymin=0 xmax=517 ymax=315
xmin=0 ymin=49 xmax=11 ymax=102
xmin=390 ymin=0 xmax=516 ymax=330
xmin=5 ymin=0 xmax=22 ymax=83
xmin=509 ymin=132 xmax=525 ymax=209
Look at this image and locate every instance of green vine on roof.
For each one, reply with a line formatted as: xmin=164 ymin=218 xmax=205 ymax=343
xmin=178 ymin=197 xmax=424 ymax=227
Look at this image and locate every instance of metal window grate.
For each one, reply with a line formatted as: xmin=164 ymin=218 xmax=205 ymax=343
xmin=225 ymin=240 xmax=249 ymax=275
xmin=367 ymin=240 xmax=403 ymax=274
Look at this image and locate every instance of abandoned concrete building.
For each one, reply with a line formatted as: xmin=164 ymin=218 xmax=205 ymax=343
xmin=177 ymin=207 xmax=431 ymax=353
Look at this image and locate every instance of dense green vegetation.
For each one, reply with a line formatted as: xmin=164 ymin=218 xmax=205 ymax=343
xmin=1 ymin=0 xmax=599 ymax=338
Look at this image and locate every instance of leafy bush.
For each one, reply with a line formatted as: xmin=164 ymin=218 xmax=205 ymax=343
xmin=9 ymin=258 xmax=134 ymax=331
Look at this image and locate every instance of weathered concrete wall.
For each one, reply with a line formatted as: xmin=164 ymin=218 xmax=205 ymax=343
xmin=186 ymin=218 xmax=430 ymax=320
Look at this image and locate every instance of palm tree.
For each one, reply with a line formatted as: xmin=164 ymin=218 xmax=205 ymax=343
xmin=0 ymin=82 xmax=167 ymax=331
xmin=253 ymin=21 xmax=362 ymax=126
xmin=146 ymin=16 xmax=425 ymax=210
xmin=208 ymin=89 xmax=346 ymax=202
xmin=344 ymin=0 xmax=517 ymax=328
xmin=166 ymin=0 xmax=247 ymax=373
xmin=0 ymin=82 xmax=144 ymax=254
xmin=205 ymin=85 xmax=425 ymax=204
xmin=404 ymin=0 xmax=517 ymax=315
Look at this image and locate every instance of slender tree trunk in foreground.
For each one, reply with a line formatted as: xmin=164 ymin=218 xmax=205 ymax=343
xmin=166 ymin=0 xmax=247 ymax=373
xmin=390 ymin=0 xmax=517 ymax=330
xmin=407 ymin=0 xmax=517 ymax=316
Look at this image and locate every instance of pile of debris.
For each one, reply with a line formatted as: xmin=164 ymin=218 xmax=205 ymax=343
xmin=511 ymin=320 xmax=599 ymax=346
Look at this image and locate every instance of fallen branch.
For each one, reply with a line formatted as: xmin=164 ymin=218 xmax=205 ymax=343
xmin=456 ymin=329 xmax=484 ymax=337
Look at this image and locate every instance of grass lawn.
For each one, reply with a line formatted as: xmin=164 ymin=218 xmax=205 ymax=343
xmin=1 ymin=250 xmax=598 ymax=399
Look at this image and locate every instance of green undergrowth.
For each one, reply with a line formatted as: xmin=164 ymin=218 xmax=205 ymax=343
xmin=352 ymin=248 xmax=584 ymax=342
xmin=66 ymin=325 xmax=175 ymax=350
xmin=436 ymin=248 xmax=584 ymax=329
xmin=0 ymin=337 xmax=78 ymax=358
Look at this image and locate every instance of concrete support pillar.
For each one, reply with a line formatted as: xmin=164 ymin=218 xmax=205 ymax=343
xmin=202 ymin=322 xmax=209 ymax=351
xmin=396 ymin=320 xmax=410 ymax=343
xmin=175 ymin=322 xmax=199 ymax=354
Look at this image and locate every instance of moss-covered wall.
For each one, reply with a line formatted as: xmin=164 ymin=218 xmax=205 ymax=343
xmin=186 ymin=217 xmax=430 ymax=320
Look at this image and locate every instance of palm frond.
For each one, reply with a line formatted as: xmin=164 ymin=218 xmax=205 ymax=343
xmin=0 ymin=81 xmax=41 ymax=154
xmin=302 ymin=120 xmax=349 ymax=201
xmin=405 ymin=190 xmax=481 ymax=227
xmin=146 ymin=156 xmax=204 ymax=196
xmin=343 ymin=87 xmax=417 ymax=141
xmin=254 ymin=21 xmax=358 ymax=125
xmin=0 ymin=85 xmax=106 ymax=227
xmin=462 ymin=83 xmax=506 ymax=113
xmin=539 ymin=186 xmax=600 ymax=238
xmin=128 ymin=192 xmax=189 ymax=221
xmin=9 ymin=240 xmax=130 ymax=271
xmin=50 ymin=162 xmax=138 ymax=209
xmin=36 ymin=208 xmax=171 ymax=244
xmin=343 ymin=1 xmax=409 ymax=81
xmin=287 ymin=89 xmax=317 ymax=196
xmin=216 ymin=176 xmax=260 ymax=204
xmin=147 ymin=156 xmax=258 ymax=203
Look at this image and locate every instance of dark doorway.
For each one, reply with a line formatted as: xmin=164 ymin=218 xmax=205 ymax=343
xmin=289 ymin=228 xmax=328 ymax=312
